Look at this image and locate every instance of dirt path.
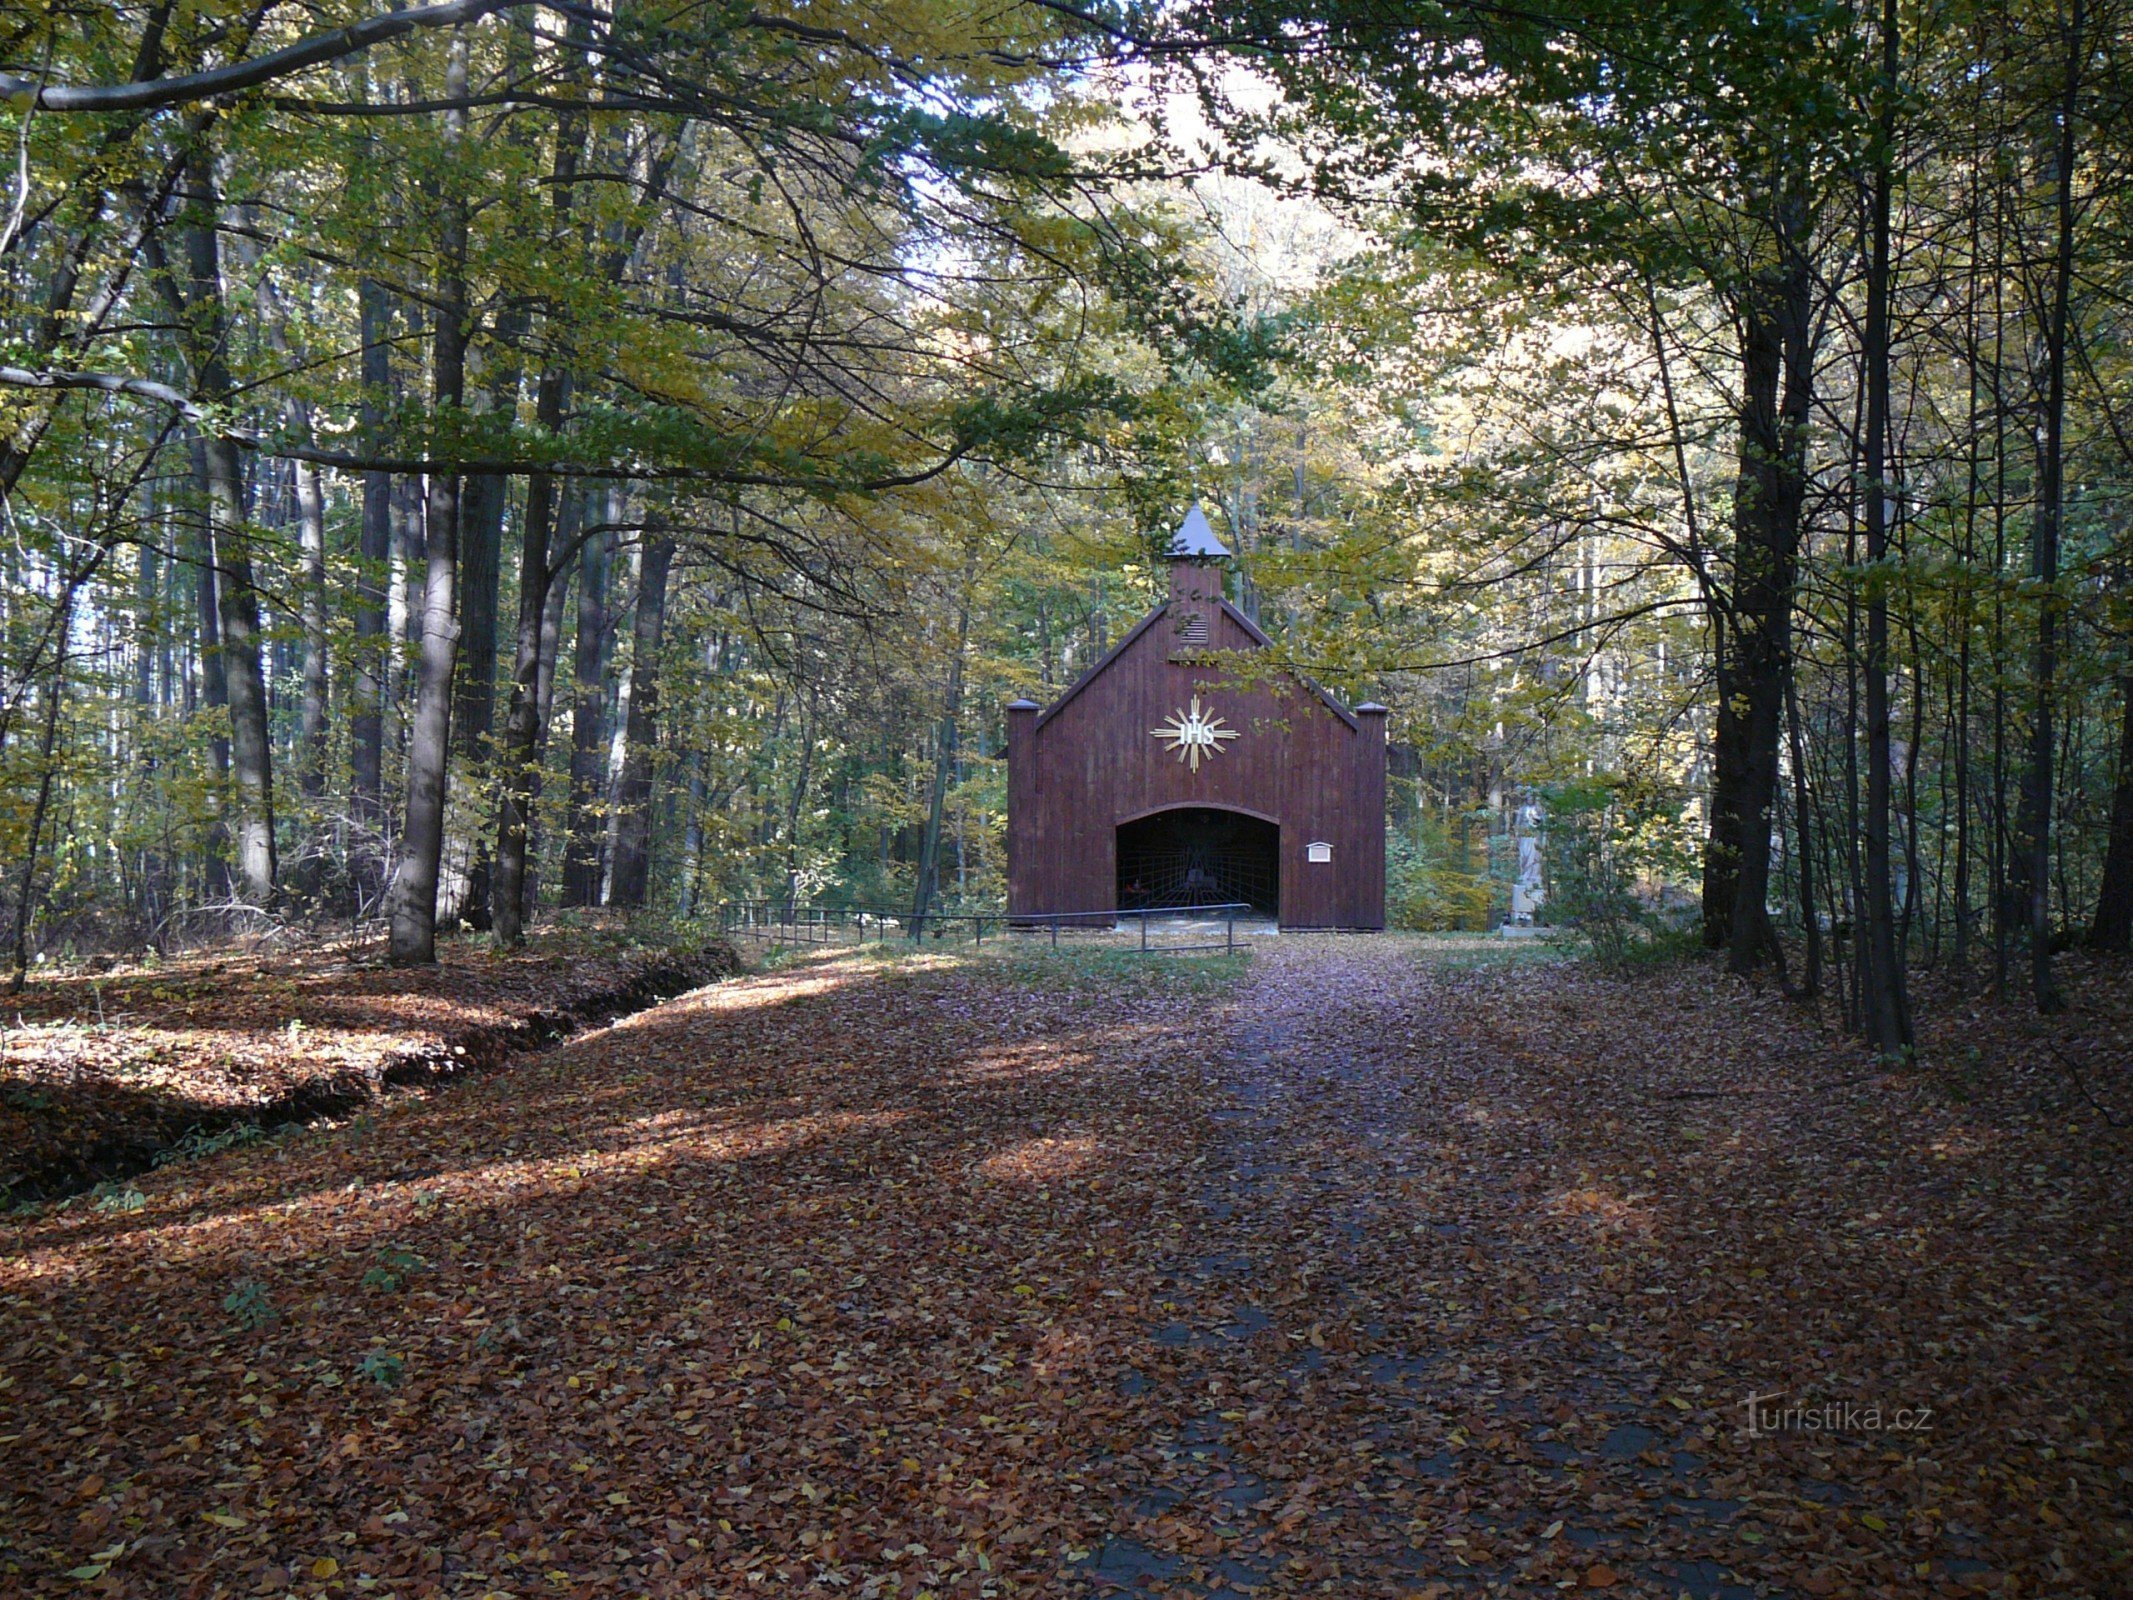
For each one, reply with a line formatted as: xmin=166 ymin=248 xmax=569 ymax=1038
xmin=2 ymin=938 xmax=2125 ymax=1598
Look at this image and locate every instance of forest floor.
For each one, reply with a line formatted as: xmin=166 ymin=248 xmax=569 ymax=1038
xmin=1 ymin=930 xmax=743 ymax=1201
xmin=1 ymin=934 xmax=2127 ymax=1599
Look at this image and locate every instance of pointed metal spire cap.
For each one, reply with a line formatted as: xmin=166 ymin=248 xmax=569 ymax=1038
xmin=1167 ymin=504 xmax=1230 ymax=560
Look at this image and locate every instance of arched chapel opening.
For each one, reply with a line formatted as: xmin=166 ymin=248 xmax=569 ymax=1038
xmin=1116 ymin=807 xmax=1280 ymax=915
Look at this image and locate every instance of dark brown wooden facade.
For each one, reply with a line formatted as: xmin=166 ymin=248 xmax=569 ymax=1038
xmin=1006 ymin=536 xmax=1387 ymax=929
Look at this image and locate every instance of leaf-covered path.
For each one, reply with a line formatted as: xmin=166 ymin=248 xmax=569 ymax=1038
xmin=3 ymin=939 xmax=2127 ymax=1598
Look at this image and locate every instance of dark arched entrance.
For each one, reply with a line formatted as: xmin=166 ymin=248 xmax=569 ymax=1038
xmin=1116 ymin=807 xmax=1279 ymax=915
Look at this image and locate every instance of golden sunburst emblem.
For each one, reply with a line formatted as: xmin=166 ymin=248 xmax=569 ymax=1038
xmin=1151 ymin=695 xmax=1240 ymax=772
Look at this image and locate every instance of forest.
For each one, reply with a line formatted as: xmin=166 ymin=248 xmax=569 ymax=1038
xmin=2 ymin=0 xmax=2130 ymax=1026
xmin=4 ymin=7 xmax=2132 ymax=1598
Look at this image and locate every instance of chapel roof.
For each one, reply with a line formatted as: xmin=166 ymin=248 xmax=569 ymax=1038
xmin=1167 ymin=504 xmax=1230 ymax=560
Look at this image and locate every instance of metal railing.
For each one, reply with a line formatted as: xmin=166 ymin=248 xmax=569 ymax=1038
xmin=713 ymin=901 xmax=1005 ymax=948
xmin=710 ymin=901 xmax=1256 ymax=955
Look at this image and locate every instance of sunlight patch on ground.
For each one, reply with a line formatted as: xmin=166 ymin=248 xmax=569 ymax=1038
xmin=1923 ymin=1126 xmax=1999 ymax=1161
xmin=684 ymin=962 xmax=864 ymax=1014
xmin=1545 ymin=1182 xmax=1659 ymax=1239
xmin=978 ymin=1135 xmax=1100 ymax=1183
xmin=953 ymin=1019 xmax=1181 ymax=1084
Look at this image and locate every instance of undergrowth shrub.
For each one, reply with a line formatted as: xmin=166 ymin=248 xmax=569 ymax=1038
xmin=1540 ymin=776 xmax=1697 ymax=969
xmin=1387 ymin=808 xmax=1494 ymax=930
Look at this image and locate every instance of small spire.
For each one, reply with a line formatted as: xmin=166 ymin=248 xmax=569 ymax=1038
xmin=1167 ymin=504 xmax=1230 ymax=560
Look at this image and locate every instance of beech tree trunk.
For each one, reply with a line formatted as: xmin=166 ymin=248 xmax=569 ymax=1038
xmin=386 ymin=31 xmax=470 ymax=965
xmin=2019 ymin=0 xmax=2081 ymax=1012
xmin=608 ymin=534 xmax=674 ymax=908
xmin=187 ymin=438 xmax=232 ymax=900
xmin=451 ymin=310 xmax=523 ymax=931
xmin=351 ymin=277 xmax=392 ymax=902
xmin=295 ymin=450 xmax=329 ymax=801
xmin=492 ymin=370 xmax=573 ymax=945
xmin=561 ymin=505 xmax=615 ymax=907
xmin=177 ymin=145 xmax=277 ymax=905
xmin=1858 ymin=0 xmax=1914 ymax=1055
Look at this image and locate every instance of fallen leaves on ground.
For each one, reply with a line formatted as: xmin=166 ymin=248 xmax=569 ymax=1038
xmin=1 ymin=932 xmax=739 ymax=1199
xmin=0 ymin=936 xmax=2126 ymax=1599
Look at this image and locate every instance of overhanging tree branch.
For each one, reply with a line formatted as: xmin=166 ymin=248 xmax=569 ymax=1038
xmin=0 ymin=363 xmax=208 ymax=419
xmin=0 ymin=363 xmax=988 ymax=492
xmin=0 ymin=0 xmax=550 ymax=113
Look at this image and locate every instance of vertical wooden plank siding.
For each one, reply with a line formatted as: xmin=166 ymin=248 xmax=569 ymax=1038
xmin=1007 ymin=562 xmax=1387 ymax=929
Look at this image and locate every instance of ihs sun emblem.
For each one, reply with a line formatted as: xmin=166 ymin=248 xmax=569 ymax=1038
xmin=1151 ymin=695 xmax=1240 ymax=772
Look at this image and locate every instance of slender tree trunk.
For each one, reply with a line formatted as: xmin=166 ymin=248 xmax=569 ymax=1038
xmin=295 ymin=452 xmax=329 ymax=800
xmin=386 ymin=31 xmax=470 ymax=965
xmin=492 ymin=370 xmax=573 ymax=945
xmin=1784 ymin=664 xmax=1821 ymax=997
xmin=781 ymin=684 xmax=819 ymax=916
xmin=2021 ymin=0 xmax=2081 ymax=1012
xmin=1859 ymin=0 xmax=1914 ymax=1055
xmin=451 ymin=309 xmax=523 ymax=931
xmin=6 ymin=613 xmax=69 ymax=994
xmin=351 ymin=277 xmax=392 ymax=905
xmin=561 ymin=501 xmax=615 ymax=907
xmin=178 ymin=145 xmax=276 ymax=904
xmin=491 ymin=73 xmax=583 ymax=942
xmin=608 ymin=534 xmax=674 ymax=908
xmin=389 ymin=473 xmax=425 ymax=764
xmin=1952 ymin=173 xmax=1985 ymax=978
xmin=187 ymin=445 xmax=232 ymax=899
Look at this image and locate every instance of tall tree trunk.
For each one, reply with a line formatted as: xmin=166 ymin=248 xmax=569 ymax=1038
xmin=561 ymin=501 xmax=615 ymax=907
xmin=6 ymin=606 xmax=69 ymax=994
xmin=451 ymin=308 xmax=523 ymax=931
xmin=490 ymin=67 xmax=584 ymax=944
xmin=295 ymin=450 xmax=329 ymax=802
xmin=780 ymin=688 xmax=818 ymax=917
xmin=386 ymin=31 xmax=470 ymax=965
xmin=492 ymin=367 xmax=573 ymax=945
xmin=389 ymin=473 xmax=425 ymax=764
xmin=201 ymin=442 xmax=275 ymax=908
xmin=187 ymin=443 xmax=232 ymax=899
xmin=1859 ymin=0 xmax=1914 ymax=1054
xmin=351 ymin=277 xmax=392 ymax=905
xmin=608 ymin=535 xmax=674 ymax=908
xmin=2020 ymin=0 xmax=2082 ymax=1012
xmin=1716 ymin=217 xmax=1813 ymax=975
xmin=179 ymin=145 xmax=276 ymax=904
xmin=1784 ymin=665 xmax=1821 ymax=997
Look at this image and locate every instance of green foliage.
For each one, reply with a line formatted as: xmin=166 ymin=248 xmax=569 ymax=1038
xmin=362 ymin=1247 xmax=427 ymax=1293
xmin=1387 ymin=810 xmax=1495 ymax=931
xmin=90 ymin=1182 xmax=146 ymax=1214
xmin=154 ymin=1122 xmax=266 ymax=1167
xmin=222 ymin=1279 xmax=276 ymax=1332
xmin=1539 ymin=777 xmax=1698 ymax=970
xmin=356 ymin=1349 xmax=407 ymax=1389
